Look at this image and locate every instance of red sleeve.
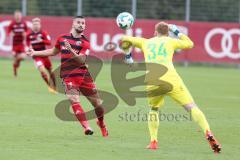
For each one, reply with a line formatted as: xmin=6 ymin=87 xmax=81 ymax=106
xmin=54 ymin=35 xmax=62 ymax=50
xmin=26 ymin=32 xmax=31 ymax=46
xmin=42 ymin=31 xmax=51 ymax=45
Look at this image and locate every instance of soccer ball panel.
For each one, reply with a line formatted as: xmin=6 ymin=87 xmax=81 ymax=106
xmin=116 ymin=12 xmax=134 ymax=30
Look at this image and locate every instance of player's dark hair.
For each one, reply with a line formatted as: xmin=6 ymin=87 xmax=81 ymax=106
xmin=74 ymin=15 xmax=85 ymax=19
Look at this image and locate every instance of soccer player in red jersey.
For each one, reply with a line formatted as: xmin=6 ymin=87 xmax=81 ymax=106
xmin=8 ymin=10 xmax=28 ymax=77
xmin=27 ymin=16 xmax=108 ymax=136
xmin=26 ymin=18 xmax=56 ymax=92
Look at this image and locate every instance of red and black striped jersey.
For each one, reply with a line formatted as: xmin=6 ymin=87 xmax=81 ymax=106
xmin=55 ymin=33 xmax=90 ymax=78
xmin=8 ymin=20 xmax=28 ymax=45
xmin=26 ymin=30 xmax=51 ymax=51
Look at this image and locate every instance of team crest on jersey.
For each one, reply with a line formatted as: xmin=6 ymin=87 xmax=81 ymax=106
xmin=76 ymin=41 xmax=82 ymax=45
xmin=37 ymin=34 xmax=42 ymax=38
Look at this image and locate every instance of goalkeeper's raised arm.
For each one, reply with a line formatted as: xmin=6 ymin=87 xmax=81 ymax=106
xmin=120 ymin=23 xmax=194 ymax=52
xmin=168 ymin=24 xmax=194 ymax=50
xmin=121 ymin=36 xmax=146 ymax=50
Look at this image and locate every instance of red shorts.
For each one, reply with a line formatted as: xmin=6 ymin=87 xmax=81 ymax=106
xmin=63 ymin=76 xmax=97 ymax=96
xmin=12 ymin=44 xmax=25 ymax=54
xmin=34 ymin=57 xmax=52 ymax=70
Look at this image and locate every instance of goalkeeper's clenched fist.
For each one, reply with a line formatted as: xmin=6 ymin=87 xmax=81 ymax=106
xmin=119 ymin=39 xmax=134 ymax=65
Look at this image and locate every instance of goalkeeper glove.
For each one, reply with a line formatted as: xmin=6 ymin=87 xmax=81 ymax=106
xmin=168 ymin=24 xmax=181 ymax=37
xmin=124 ymin=51 xmax=134 ymax=64
xmin=119 ymin=39 xmax=134 ymax=65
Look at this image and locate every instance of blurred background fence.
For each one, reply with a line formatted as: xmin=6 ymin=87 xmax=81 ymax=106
xmin=0 ymin=0 xmax=240 ymax=22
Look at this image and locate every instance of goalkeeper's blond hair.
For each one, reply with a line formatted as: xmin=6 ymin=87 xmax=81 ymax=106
xmin=155 ymin=21 xmax=169 ymax=36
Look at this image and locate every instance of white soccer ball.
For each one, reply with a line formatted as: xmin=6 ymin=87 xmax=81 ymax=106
xmin=116 ymin=12 xmax=134 ymax=30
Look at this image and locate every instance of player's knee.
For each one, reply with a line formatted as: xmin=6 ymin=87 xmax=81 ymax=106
xmin=13 ymin=62 xmax=19 ymax=68
xmin=38 ymin=66 xmax=45 ymax=72
xmin=17 ymin=55 xmax=24 ymax=61
xmin=50 ymin=72 xmax=55 ymax=77
xmin=94 ymin=105 xmax=104 ymax=116
xmin=40 ymin=71 xmax=47 ymax=77
xmin=92 ymin=100 xmax=102 ymax=108
xmin=183 ymin=102 xmax=197 ymax=111
xmin=67 ymin=95 xmax=79 ymax=104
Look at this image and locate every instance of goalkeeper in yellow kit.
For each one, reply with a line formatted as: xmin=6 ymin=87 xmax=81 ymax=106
xmin=121 ymin=22 xmax=221 ymax=153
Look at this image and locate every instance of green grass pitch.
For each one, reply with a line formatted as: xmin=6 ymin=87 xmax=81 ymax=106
xmin=0 ymin=58 xmax=240 ymax=160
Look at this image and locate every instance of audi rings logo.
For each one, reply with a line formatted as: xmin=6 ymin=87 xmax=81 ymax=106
xmin=204 ymin=28 xmax=240 ymax=59
xmin=0 ymin=20 xmax=11 ymax=51
xmin=0 ymin=20 xmax=32 ymax=52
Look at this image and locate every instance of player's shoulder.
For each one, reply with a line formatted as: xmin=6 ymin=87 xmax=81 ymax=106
xmin=20 ymin=20 xmax=27 ymax=27
xmin=157 ymin=36 xmax=175 ymax=42
xmin=59 ymin=33 xmax=70 ymax=37
xmin=22 ymin=20 xmax=27 ymax=24
xmin=26 ymin=30 xmax=33 ymax=37
xmin=56 ymin=33 xmax=70 ymax=40
xmin=148 ymin=37 xmax=162 ymax=42
xmin=81 ymin=35 xmax=89 ymax=42
xmin=166 ymin=36 xmax=179 ymax=44
xmin=146 ymin=36 xmax=173 ymax=44
xmin=41 ymin=30 xmax=49 ymax=35
xmin=9 ymin=20 xmax=15 ymax=25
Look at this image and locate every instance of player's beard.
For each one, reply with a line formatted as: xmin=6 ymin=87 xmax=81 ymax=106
xmin=75 ymin=28 xmax=84 ymax=34
xmin=33 ymin=27 xmax=40 ymax=33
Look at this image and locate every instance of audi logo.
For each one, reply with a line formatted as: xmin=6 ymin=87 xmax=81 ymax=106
xmin=204 ymin=28 xmax=240 ymax=59
xmin=0 ymin=20 xmax=11 ymax=51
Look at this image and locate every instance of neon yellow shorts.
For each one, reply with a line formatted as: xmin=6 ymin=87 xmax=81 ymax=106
xmin=146 ymin=80 xmax=194 ymax=108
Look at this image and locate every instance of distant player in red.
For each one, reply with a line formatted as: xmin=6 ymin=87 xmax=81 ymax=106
xmin=27 ymin=16 xmax=108 ymax=136
xmin=8 ymin=10 xmax=28 ymax=76
xmin=26 ymin=18 xmax=56 ymax=92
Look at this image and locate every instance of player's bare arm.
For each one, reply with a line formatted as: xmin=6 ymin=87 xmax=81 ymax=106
xmin=168 ymin=24 xmax=194 ymax=49
xmin=27 ymin=47 xmax=59 ymax=57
